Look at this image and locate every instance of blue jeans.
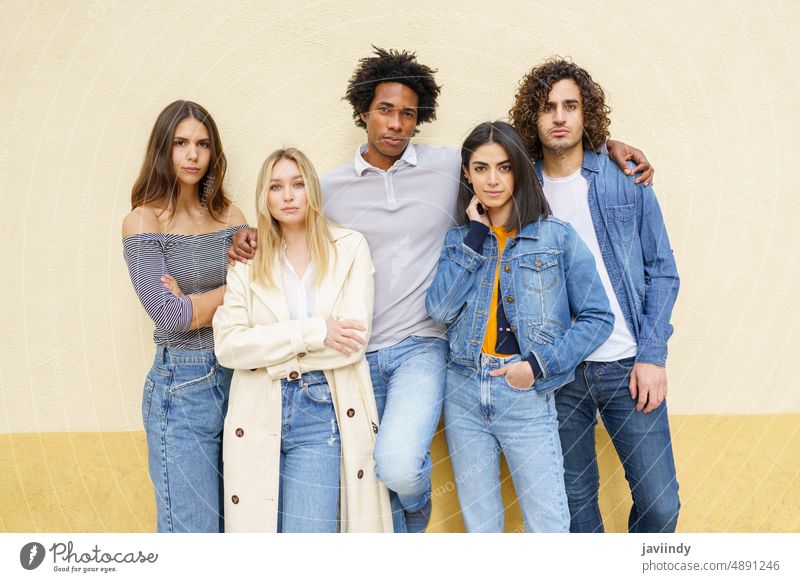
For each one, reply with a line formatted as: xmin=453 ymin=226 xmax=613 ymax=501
xmin=444 ymin=354 xmax=570 ymax=532
xmin=367 ymin=335 xmax=447 ymax=533
xmin=556 ymin=357 xmax=680 ymax=533
xmin=143 ymin=345 xmax=232 ymax=533
xmin=277 ymin=370 xmax=341 ymax=533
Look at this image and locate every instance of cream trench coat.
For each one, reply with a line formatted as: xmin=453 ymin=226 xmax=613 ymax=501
xmin=212 ymin=226 xmax=393 ymax=532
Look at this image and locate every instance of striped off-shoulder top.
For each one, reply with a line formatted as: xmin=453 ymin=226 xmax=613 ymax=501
xmin=122 ymin=225 xmax=247 ymax=349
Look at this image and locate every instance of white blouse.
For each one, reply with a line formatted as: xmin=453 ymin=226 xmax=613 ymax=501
xmin=280 ymin=242 xmax=316 ymax=320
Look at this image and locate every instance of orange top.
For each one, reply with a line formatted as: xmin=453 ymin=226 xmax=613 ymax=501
xmin=482 ymin=226 xmax=516 ymax=356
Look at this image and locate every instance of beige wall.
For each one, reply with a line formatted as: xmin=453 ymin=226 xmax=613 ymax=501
xmin=1 ymin=1 xmax=799 ymax=531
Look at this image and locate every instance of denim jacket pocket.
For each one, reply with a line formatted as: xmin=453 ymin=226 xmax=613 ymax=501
xmin=517 ymin=251 xmax=560 ymax=295
xmin=447 ymin=314 xmax=469 ymax=357
xmin=447 ymin=243 xmax=482 ymax=273
xmin=527 ymin=325 xmax=557 ymax=346
xmin=606 ymin=203 xmax=636 ymax=243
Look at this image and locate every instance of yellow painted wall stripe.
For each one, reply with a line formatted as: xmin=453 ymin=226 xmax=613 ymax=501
xmin=2 ymin=414 xmax=798 ymax=532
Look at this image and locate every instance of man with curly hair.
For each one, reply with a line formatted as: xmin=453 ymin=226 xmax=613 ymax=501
xmin=230 ymin=48 xmax=654 ymax=533
xmin=509 ymin=57 xmax=681 ymax=533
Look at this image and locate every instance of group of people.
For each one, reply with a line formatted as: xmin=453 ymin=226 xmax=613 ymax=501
xmin=122 ymin=48 xmax=680 ymax=534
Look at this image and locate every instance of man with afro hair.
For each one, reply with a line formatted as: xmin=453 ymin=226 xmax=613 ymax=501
xmin=229 ymin=47 xmax=654 ymax=533
xmin=324 ymin=47 xmax=459 ymax=533
xmin=344 ymin=47 xmax=441 ymax=133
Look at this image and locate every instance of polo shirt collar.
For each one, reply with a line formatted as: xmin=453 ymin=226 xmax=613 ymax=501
xmin=353 ymin=142 xmax=418 ymax=175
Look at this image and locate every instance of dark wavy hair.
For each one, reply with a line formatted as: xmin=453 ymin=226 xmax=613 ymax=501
xmin=509 ymin=57 xmax=611 ymax=160
xmin=344 ymin=47 xmax=442 ymax=132
xmin=130 ymin=100 xmax=230 ymax=221
xmin=457 ymin=121 xmax=550 ymax=231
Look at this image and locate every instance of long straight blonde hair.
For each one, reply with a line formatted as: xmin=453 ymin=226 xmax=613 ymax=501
xmin=251 ymin=148 xmax=333 ymax=288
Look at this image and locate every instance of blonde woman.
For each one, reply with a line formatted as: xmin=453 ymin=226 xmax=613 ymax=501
xmin=212 ymin=148 xmax=392 ymax=532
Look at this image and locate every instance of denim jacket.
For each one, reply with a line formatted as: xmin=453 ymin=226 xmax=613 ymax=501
xmin=535 ymin=151 xmax=680 ymax=367
xmin=426 ymin=216 xmax=614 ymax=394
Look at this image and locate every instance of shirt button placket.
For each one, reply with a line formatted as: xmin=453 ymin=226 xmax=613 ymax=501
xmin=385 ymin=172 xmax=397 ymax=210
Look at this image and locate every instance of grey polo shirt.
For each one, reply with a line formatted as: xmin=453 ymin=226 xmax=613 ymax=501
xmin=321 ymin=143 xmax=461 ymax=351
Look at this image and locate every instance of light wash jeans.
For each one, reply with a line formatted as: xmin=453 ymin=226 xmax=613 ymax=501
xmin=444 ymin=353 xmax=570 ymax=533
xmin=143 ymin=345 xmax=231 ymax=533
xmin=367 ymin=335 xmax=447 ymax=533
xmin=277 ymin=370 xmax=341 ymax=533
xmin=556 ymin=357 xmax=680 ymax=533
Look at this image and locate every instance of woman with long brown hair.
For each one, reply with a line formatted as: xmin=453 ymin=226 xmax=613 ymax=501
xmin=122 ymin=100 xmax=247 ymax=532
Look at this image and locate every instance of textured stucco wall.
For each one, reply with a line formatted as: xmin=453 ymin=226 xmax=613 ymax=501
xmin=2 ymin=1 xmax=799 ymax=433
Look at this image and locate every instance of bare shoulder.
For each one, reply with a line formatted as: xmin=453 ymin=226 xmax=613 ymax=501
xmin=122 ymin=206 xmax=162 ymax=237
xmin=224 ymin=203 xmax=248 ymax=227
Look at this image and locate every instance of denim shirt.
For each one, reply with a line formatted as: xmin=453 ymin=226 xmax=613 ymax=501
xmin=426 ymin=216 xmax=614 ymax=394
xmin=536 ymin=151 xmax=680 ymax=367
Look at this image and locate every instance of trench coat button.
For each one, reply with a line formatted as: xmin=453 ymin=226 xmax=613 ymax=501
xmin=347 ymin=408 xmax=355 ymax=418
xmin=510 ymin=326 xmax=517 ymax=334
xmin=372 ymin=422 xmax=378 ymax=434
xmin=504 ymin=265 xmax=510 ymax=273
xmin=231 ymin=495 xmax=239 ymax=504
xmin=506 ymin=296 xmax=514 ymax=303
xmin=289 ymin=371 xmax=299 ymax=380
xmin=357 ymin=470 xmax=364 ymax=479
xmin=535 ymin=259 xmax=542 ymax=268
xmin=298 ymin=352 xmax=307 ymax=358
xmin=235 ymin=428 xmax=244 ymax=437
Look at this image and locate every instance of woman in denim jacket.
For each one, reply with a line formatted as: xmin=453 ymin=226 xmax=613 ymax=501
xmin=426 ymin=121 xmax=614 ymax=532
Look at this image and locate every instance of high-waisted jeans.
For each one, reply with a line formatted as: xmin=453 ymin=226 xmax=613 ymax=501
xmin=277 ymin=370 xmax=341 ymax=533
xmin=444 ymin=353 xmax=570 ymax=533
xmin=142 ymin=345 xmax=232 ymax=532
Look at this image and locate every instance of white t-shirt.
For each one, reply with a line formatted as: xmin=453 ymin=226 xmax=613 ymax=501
xmin=542 ymin=169 xmax=637 ymax=362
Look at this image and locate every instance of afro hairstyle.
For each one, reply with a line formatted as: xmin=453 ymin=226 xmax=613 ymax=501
xmin=344 ymin=46 xmax=442 ymax=130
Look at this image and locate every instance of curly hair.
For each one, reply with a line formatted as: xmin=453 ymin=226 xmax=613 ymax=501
xmin=509 ymin=57 xmax=611 ymax=160
xmin=344 ymin=47 xmax=442 ymax=130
